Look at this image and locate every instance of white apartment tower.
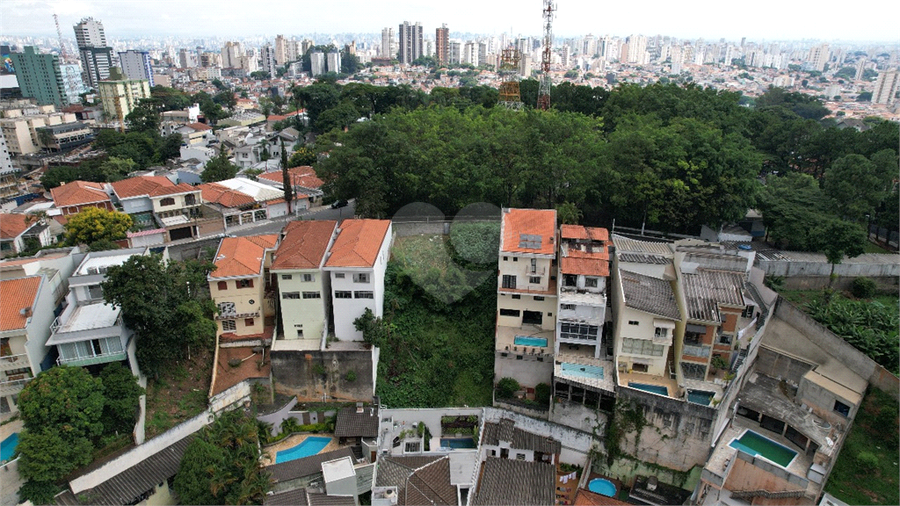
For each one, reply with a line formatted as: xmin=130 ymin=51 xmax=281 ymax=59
xmin=626 ymin=34 xmax=647 ymax=64
xmin=73 ymin=17 xmax=106 ymax=48
xmin=261 ymin=45 xmax=277 ymax=78
xmin=807 ymin=44 xmax=830 ymax=72
xmin=274 ymin=35 xmax=287 ymax=66
xmin=119 ymin=50 xmax=154 ymax=85
xmin=381 ymin=27 xmax=395 ymax=59
xmin=872 ymin=70 xmax=899 ymax=105
xmin=398 ymin=21 xmax=424 ymax=65
xmin=74 ymin=17 xmax=113 ymax=89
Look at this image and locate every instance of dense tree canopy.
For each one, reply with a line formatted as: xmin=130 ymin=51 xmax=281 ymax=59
xmin=201 ymin=148 xmax=240 ymax=183
xmin=64 ymin=207 xmax=133 ymax=246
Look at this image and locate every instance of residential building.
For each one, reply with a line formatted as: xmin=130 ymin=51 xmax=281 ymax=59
xmin=872 ymin=69 xmax=899 ymax=105
xmin=270 ymin=220 xmax=338 ymax=350
xmin=398 ymin=21 xmax=424 ymax=65
xmin=435 ymin=25 xmax=449 ymax=65
xmin=373 ymin=455 xmax=458 ymax=506
xmin=97 ymin=75 xmax=151 ymax=124
xmin=49 ymin=180 xmax=113 ymax=215
xmin=118 ymin=50 xmax=154 ymax=86
xmin=326 ymin=51 xmax=341 ymax=74
xmin=0 ymin=213 xmax=54 ymax=257
xmin=208 ymin=235 xmax=279 ymax=343
xmin=0 ymin=110 xmax=78 ymax=156
xmin=266 ymin=447 xmax=356 ymax=495
xmin=198 ymin=177 xmax=289 ymax=229
xmin=10 ymin=47 xmax=68 ymax=108
xmin=45 ymin=247 xmax=149 ymax=374
xmin=807 ymin=43 xmax=830 ymax=72
xmin=177 ymin=48 xmax=195 ymax=69
xmin=257 ymin=166 xmax=325 ymax=208
xmin=110 ymin=175 xmax=205 ymax=241
xmin=73 ymin=17 xmax=106 ymax=48
xmin=381 ymin=27 xmax=395 ymax=59
xmin=494 ymin=208 xmax=558 ymax=394
xmin=74 ymin=17 xmax=113 ymax=89
xmin=261 ymin=45 xmax=277 ymax=78
xmin=34 ymin=121 xmax=94 ymax=153
xmin=310 ymin=51 xmax=325 ymax=77
xmin=473 ymin=457 xmax=555 ymax=505
xmin=323 ymin=219 xmax=392 ymax=341
xmin=0 ymin=274 xmax=56 ymax=413
xmin=274 ymin=35 xmax=287 ymax=66
xmin=221 ymin=41 xmax=243 ymax=69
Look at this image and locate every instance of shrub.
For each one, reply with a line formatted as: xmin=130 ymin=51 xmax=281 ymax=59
xmin=856 ymin=450 xmax=878 ymax=472
xmin=851 ymin=277 xmax=877 ymax=299
xmin=710 ymin=356 xmax=728 ymax=371
xmin=535 ymin=383 xmax=551 ymax=406
xmin=495 ymin=377 xmax=520 ymax=399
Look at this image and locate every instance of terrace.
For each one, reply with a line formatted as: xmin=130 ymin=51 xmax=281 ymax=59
xmin=495 ymin=325 xmax=554 ymax=358
xmin=617 ymin=369 xmax=679 ymax=399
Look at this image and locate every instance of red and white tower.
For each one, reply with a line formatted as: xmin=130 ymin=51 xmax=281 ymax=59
xmin=537 ymin=0 xmax=555 ymax=110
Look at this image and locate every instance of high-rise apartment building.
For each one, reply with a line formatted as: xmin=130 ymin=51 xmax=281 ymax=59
xmin=274 ymin=35 xmax=287 ymax=66
xmin=398 ymin=21 xmax=423 ymax=65
xmin=10 ymin=47 xmax=68 ymax=108
xmin=261 ymin=45 xmax=277 ymax=78
xmin=854 ymin=58 xmax=867 ymax=81
xmin=435 ymin=24 xmax=449 ymax=65
xmin=463 ymin=42 xmax=479 ymax=67
xmin=176 ymin=48 xmax=195 ymax=70
xmin=61 ymin=64 xmax=87 ymax=104
xmin=221 ymin=41 xmax=243 ymax=68
xmin=449 ymin=41 xmax=461 ymax=65
xmin=310 ymin=51 xmax=325 ymax=77
xmin=381 ymin=27 xmax=395 ymax=59
xmin=326 ymin=51 xmax=341 ymax=74
xmin=872 ymin=70 xmax=899 ymax=105
xmin=74 ymin=17 xmax=114 ymax=89
xmin=98 ymin=75 xmax=151 ymax=125
xmin=807 ymin=44 xmax=829 ymax=72
xmin=626 ymin=34 xmax=648 ymax=64
xmin=119 ymin=50 xmax=154 ymax=85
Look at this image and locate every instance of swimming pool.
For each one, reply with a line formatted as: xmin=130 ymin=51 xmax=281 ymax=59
xmin=440 ymin=437 xmax=477 ymax=449
xmin=729 ymin=430 xmax=797 ymax=468
xmin=1 ymin=433 xmax=18 ymax=461
xmin=514 ymin=336 xmax=548 ymax=347
xmin=628 ymin=382 xmax=668 ymax=396
xmin=687 ymin=389 xmax=715 ymax=405
xmin=275 ymin=436 xmax=332 ymax=464
xmin=560 ymin=362 xmax=604 ymax=380
xmin=588 ymin=478 xmax=616 ymax=497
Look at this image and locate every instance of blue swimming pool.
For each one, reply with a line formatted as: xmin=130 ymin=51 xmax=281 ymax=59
xmin=628 ymin=382 xmax=668 ymax=396
xmin=514 ymin=336 xmax=548 ymax=347
xmin=440 ymin=437 xmax=477 ymax=449
xmin=275 ymin=436 xmax=332 ymax=464
xmin=687 ymin=389 xmax=715 ymax=405
xmin=560 ymin=362 xmax=604 ymax=379
xmin=1 ymin=433 xmax=18 ymax=461
xmin=588 ymin=478 xmax=616 ymax=497
xmin=729 ymin=430 xmax=797 ymax=468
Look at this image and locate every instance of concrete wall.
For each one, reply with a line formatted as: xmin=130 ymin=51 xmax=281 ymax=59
xmin=549 ymin=399 xmax=608 ymax=435
xmin=778 ymin=275 xmax=899 ymax=292
xmin=271 ymin=349 xmax=376 ymax=402
xmin=616 ymin=387 xmax=718 ymax=472
xmin=757 ymin=253 xmax=900 ymax=279
xmin=754 ymin=347 xmax=814 ymax=386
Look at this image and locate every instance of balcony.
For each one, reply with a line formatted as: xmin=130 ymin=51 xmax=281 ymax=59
xmin=215 ymin=310 xmax=261 ymax=321
xmin=0 ymin=377 xmax=31 ymax=397
xmin=683 ymin=344 xmax=711 ymax=358
xmin=0 ymin=354 xmax=30 ymax=373
xmin=57 ymin=350 xmax=128 ymax=367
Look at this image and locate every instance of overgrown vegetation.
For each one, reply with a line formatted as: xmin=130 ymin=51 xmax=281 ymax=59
xmin=144 ymin=349 xmax=212 ymax=439
xmin=601 ymin=399 xmax=647 ymax=466
xmin=825 ymin=387 xmax=899 ymax=505
xmin=804 ymin=296 xmax=899 ymax=373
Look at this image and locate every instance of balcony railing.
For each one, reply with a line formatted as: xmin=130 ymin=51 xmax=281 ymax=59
xmin=214 ymin=310 xmax=261 ymax=321
xmin=57 ymin=350 xmax=127 ymax=367
xmin=683 ymin=344 xmax=711 ymax=358
xmin=0 ymin=353 xmax=30 ymax=373
xmin=0 ymin=377 xmax=31 ymax=396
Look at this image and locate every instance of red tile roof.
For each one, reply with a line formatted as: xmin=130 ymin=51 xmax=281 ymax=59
xmin=586 ymin=227 xmax=609 ymax=242
xmin=210 ymin=234 xmax=278 ymax=279
xmin=111 ymin=176 xmax=177 ymax=199
xmin=186 ymin=122 xmax=212 ymax=131
xmin=0 ymin=213 xmax=32 ymax=239
xmin=271 ymin=220 xmax=337 ymax=271
xmin=561 ymin=257 xmax=610 ymax=277
xmin=0 ymin=276 xmax=41 ymax=331
xmin=566 ymin=249 xmax=609 ymax=261
xmin=501 ymin=208 xmax=557 ymax=255
xmin=198 ymin=182 xmax=256 ymax=208
xmin=50 ymin=180 xmax=110 ymax=208
xmin=258 ymin=166 xmax=324 ymax=190
xmin=560 ymin=225 xmax=609 ymax=242
xmin=324 ymin=219 xmax=390 ymax=268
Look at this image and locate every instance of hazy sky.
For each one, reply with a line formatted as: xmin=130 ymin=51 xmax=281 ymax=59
xmin=3 ymin=0 xmax=898 ymax=42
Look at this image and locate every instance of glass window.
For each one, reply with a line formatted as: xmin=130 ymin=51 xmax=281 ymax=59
xmin=217 ymin=302 xmax=235 ymax=314
xmin=282 ymin=292 xmax=301 ymax=299
xmin=654 ymin=327 xmax=668 ymax=338
xmin=335 ymin=291 xmax=352 ymax=299
xmin=354 ymin=291 xmax=374 ymax=299
xmin=353 ymin=273 xmax=369 ymax=283
xmin=238 ymin=279 xmax=253 ymax=288
xmin=499 ymin=308 xmax=520 ymax=317
xmin=512 ymin=294 xmax=521 ymax=299
xmin=303 ymin=273 xmax=314 ymax=282
xmin=585 ymin=277 xmax=598 ymax=288
xmin=302 ymin=292 xmax=321 ymax=299
xmin=529 ymin=276 xmax=541 ymax=284
xmin=160 ymin=197 xmax=175 ymax=206
xmin=222 ymin=320 xmax=236 ymax=331
xmin=281 ymin=274 xmax=292 ymax=280
xmin=335 ymin=273 xmax=345 ymax=278
xmin=621 ymin=338 xmax=664 ymax=357
xmin=502 ymin=275 xmax=516 ymax=289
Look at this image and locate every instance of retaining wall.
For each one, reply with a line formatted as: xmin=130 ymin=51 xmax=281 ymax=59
xmin=271 ymin=349 xmax=376 ymax=402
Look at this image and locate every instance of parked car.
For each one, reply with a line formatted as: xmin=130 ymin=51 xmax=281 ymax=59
xmin=331 ymin=199 xmax=349 ymax=209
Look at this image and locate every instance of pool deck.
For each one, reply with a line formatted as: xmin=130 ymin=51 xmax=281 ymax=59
xmin=554 ymin=354 xmax=616 ymax=393
xmin=260 ymin=433 xmax=344 ymax=466
xmin=617 ymin=370 xmax=679 ymax=398
xmin=496 ymin=325 xmax=555 ymax=356
xmin=0 ymin=418 xmax=23 ymax=506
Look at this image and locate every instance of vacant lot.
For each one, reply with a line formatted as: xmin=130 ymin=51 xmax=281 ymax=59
xmin=144 ymin=347 xmax=212 ymax=439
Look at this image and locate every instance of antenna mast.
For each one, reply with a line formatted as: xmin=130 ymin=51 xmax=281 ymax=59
xmin=53 ymin=14 xmax=78 ymax=105
xmin=537 ymin=0 xmax=555 ymax=110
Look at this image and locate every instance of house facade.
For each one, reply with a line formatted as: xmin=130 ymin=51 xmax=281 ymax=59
xmin=49 ymin=180 xmax=114 ymax=216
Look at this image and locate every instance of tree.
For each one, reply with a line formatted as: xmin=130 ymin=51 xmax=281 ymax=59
xmin=125 ymin=101 xmax=161 ymax=133
xmin=97 ymin=156 xmax=137 ymax=182
xmin=288 ymin=146 xmax=316 ymax=167
xmin=856 ymin=91 xmax=872 ymax=102
xmin=201 ymin=147 xmax=239 ymax=183
xmin=556 ymin=202 xmax=582 ymax=225
xmin=813 ymin=218 xmax=866 ymax=287
xmin=173 ymin=409 xmax=270 ymax=505
xmin=102 ymin=255 xmax=217 ymax=377
xmin=160 ymin=132 xmax=184 ymax=161
xmin=99 ymin=362 xmax=145 ymax=435
xmin=64 ymin=207 xmax=133 ymax=246
xmin=758 ymin=172 xmax=825 ymax=250
xmin=824 ymin=153 xmax=894 ymax=221
xmin=280 ymin=138 xmax=293 ymax=214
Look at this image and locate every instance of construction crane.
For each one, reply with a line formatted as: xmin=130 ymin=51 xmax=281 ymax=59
xmin=53 ymin=14 xmax=80 ymax=106
xmin=537 ymin=0 xmax=555 ymax=110
xmin=498 ymin=48 xmax=523 ymax=110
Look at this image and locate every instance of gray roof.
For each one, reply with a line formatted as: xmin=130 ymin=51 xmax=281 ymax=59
xmin=619 ymin=269 xmax=681 ymax=321
xmin=611 ymin=235 xmax=673 ymax=255
xmin=618 ymin=253 xmax=673 ymax=265
xmin=264 ymin=489 xmax=356 ymax=506
xmin=376 ymin=455 xmax=457 ymax=506
xmin=55 ymin=435 xmax=193 ymax=506
xmin=267 ymin=447 xmax=356 ymax=484
xmin=334 ymin=406 xmax=379 ymax=438
xmin=375 ymin=455 xmax=441 ymax=487
xmin=473 ymin=457 xmax=556 ymax=506
xmin=681 ymin=269 xmax=746 ymax=322
xmin=481 ymin=418 xmax=562 ymax=454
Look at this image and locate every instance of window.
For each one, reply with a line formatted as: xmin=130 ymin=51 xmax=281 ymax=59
xmin=529 ymin=276 xmax=541 ymax=284
xmin=238 ymin=279 xmax=253 ymax=289
xmin=499 ymin=308 xmax=520 ymax=317
xmin=512 ymin=294 xmax=521 ymax=299
xmin=217 ymin=281 xmax=227 ymax=290
xmin=353 ymin=273 xmax=369 ymax=283
xmin=833 ymin=400 xmax=851 ymax=417
xmin=354 ymin=291 xmax=374 ymax=299
xmin=534 ymin=296 xmax=544 ymax=301
xmin=621 ymin=338 xmax=665 ymax=357
xmin=654 ymin=327 xmax=668 ymax=338
xmin=628 ymin=320 xmax=639 ymax=326
xmin=513 ymin=257 xmax=518 ymax=262
xmin=282 ymin=292 xmax=301 ymax=299
xmin=88 ymin=284 xmax=104 ymax=300
xmin=561 ymin=304 xmax=575 ymax=311
xmin=632 ymin=363 xmax=649 ymax=373
xmin=405 ymin=442 xmax=421 ymax=453
xmin=584 ymin=277 xmax=598 ymax=288
xmin=303 ymin=273 xmax=315 ymax=282
xmin=184 ymin=194 xmax=197 ymax=206
xmin=563 ymin=274 xmax=577 ymax=287
xmin=335 ymin=273 xmax=345 ymax=278
xmin=295 ymin=324 xmax=304 ymax=338
xmin=281 ymin=274 xmax=292 ymax=280
xmin=222 ymin=320 xmax=236 ymax=331
xmin=335 ymin=291 xmax=352 ymax=299
xmin=217 ymin=302 xmax=236 ymax=314
xmin=160 ymin=197 xmax=175 ymax=206
xmin=302 ymin=291 xmax=321 ymax=299
xmin=503 ymin=256 xmax=508 ymax=261
xmin=516 ymin=453 xmax=526 ymax=461
xmin=530 ymin=258 xmax=537 ymax=273
xmin=560 ymin=323 xmax=599 ymax=340
xmin=502 ymin=275 xmax=517 ymax=289
xmin=244 ymin=318 xmax=255 ymax=326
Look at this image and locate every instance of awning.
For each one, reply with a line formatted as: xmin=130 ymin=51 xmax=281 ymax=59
xmin=686 ymin=323 xmax=707 ymax=334
xmin=653 ymin=319 xmax=676 ymax=329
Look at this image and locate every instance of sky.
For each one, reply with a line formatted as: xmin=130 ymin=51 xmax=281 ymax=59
xmin=2 ymin=0 xmax=898 ymax=43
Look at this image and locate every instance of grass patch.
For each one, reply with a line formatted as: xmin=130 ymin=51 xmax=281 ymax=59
xmin=144 ymin=347 xmax=213 ymax=439
xmin=863 ymin=241 xmax=893 ymax=254
xmin=825 ymin=388 xmax=899 ymax=505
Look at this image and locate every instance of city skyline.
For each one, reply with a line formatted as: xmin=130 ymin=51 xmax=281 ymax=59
xmin=3 ymin=0 xmax=899 ymax=43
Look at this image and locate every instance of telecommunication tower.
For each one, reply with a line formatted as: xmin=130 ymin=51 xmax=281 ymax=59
xmin=53 ymin=14 xmax=79 ymax=105
xmin=537 ymin=0 xmax=555 ymax=110
xmin=498 ymin=48 xmax=523 ymax=110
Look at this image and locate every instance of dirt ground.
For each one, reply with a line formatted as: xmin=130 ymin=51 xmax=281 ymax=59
xmin=144 ymin=346 xmax=213 ymax=439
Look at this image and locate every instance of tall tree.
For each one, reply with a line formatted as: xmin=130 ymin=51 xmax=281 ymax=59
xmin=824 ymin=152 xmax=895 ymax=221
xmin=280 ymin=138 xmax=293 ymax=214
xmin=813 ymin=218 xmax=866 ymax=287
xmin=64 ymin=207 xmax=133 ymax=246
xmin=99 ymin=362 xmax=145 ymax=435
xmin=201 ymin=146 xmax=239 ymax=183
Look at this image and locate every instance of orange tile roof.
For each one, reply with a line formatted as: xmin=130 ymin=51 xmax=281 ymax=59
xmin=111 ymin=176 xmax=177 ymax=199
xmin=324 ymin=219 xmax=390 ymax=268
xmin=561 ymin=224 xmax=590 ymax=240
xmin=561 ymin=257 xmax=610 ymax=277
xmin=501 ymin=208 xmax=557 ymax=255
xmin=0 ymin=213 xmax=32 ymax=239
xmin=50 ymin=180 xmax=110 ymax=208
xmin=272 ymin=220 xmax=337 ymax=270
xmin=210 ymin=234 xmax=279 ymax=279
xmin=198 ymin=182 xmax=256 ymax=208
xmin=258 ymin=166 xmax=325 ymax=190
xmin=0 ymin=276 xmax=41 ymax=331
xmin=566 ymin=249 xmax=609 ymax=261
xmin=586 ymin=227 xmax=609 ymax=242
xmin=186 ymin=122 xmax=212 ymax=131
